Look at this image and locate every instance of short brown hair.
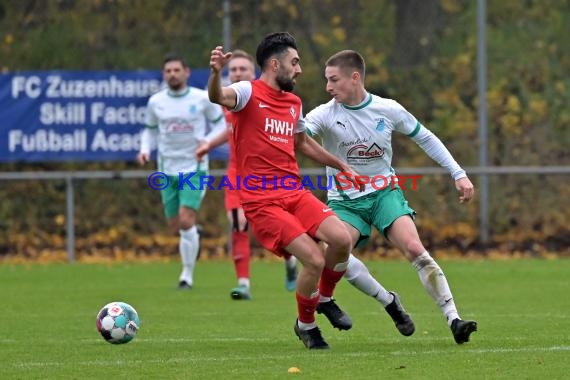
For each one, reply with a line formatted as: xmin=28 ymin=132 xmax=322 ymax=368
xmin=325 ymin=50 xmax=365 ymax=79
xmin=230 ymin=49 xmax=255 ymax=66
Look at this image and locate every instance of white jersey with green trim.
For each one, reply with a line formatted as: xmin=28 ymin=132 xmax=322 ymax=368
xmin=305 ymin=93 xmax=466 ymax=200
xmin=143 ymin=87 xmax=225 ymax=175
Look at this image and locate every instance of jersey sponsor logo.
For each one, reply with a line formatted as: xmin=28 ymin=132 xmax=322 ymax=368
xmin=346 ymin=142 xmax=385 ymax=163
xmin=322 ymin=207 xmax=332 ymax=212
xmin=265 ymin=117 xmax=294 ymax=137
xmin=259 ymin=102 xmax=270 ymax=108
xmin=269 ymin=135 xmax=289 ymax=144
xmin=164 ymin=119 xmax=194 ymax=133
xmin=339 ymin=136 xmax=370 ymax=148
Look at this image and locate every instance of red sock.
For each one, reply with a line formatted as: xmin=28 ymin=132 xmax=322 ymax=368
xmin=318 ymin=266 xmax=346 ymax=298
xmin=232 ymin=231 xmax=250 ymax=279
xmin=296 ymin=292 xmax=319 ymax=323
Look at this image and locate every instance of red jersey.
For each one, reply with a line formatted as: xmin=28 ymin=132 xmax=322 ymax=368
xmin=230 ymin=80 xmax=304 ymax=203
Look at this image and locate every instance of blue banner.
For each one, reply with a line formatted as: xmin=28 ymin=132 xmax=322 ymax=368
xmin=0 ymin=70 xmax=229 ymax=162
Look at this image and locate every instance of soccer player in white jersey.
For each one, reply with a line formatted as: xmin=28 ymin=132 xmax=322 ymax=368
xmin=137 ymin=54 xmax=226 ymax=289
xmin=304 ymin=50 xmax=477 ymax=344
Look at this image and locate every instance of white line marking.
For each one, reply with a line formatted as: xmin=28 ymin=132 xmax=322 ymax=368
xmin=12 ymin=346 xmax=570 ymax=368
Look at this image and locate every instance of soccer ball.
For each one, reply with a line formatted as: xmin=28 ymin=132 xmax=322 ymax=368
xmin=96 ymin=301 xmax=140 ymax=344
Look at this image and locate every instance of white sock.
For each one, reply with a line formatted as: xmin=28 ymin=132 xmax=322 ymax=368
xmin=297 ymin=320 xmax=317 ymax=331
xmin=344 ymin=254 xmax=394 ymax=306
xmin=285 ymin=255 xmax=297 ymax=269
xmin=412 ymin=251 xmax=460 ymax=325
xmin=179 ymin=226 xmax=199 ymax=285
xmin=238 ymin=277 xmax=250 ymax=288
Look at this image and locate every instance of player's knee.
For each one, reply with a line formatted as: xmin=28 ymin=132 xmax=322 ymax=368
xmin=303 ymin=252 xmax=325 ymax=275
xmin=405 ymin=239 xmax=425 ymax=257
xmin=237 ymin=220 xmax=248 ymax=232
xmin=330 ymin=228 xmax=352 ymax=253
xmin=229 ymin=209 xmax=248 ymax=232
xmin=179 ymin=220 xmax=194 ymax=230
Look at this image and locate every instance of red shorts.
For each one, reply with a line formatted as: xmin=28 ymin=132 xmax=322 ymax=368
xmin=224 ymin=167 xmax=241 ymax=210
xmin=241 ymin=189 xmax=334 ymax=257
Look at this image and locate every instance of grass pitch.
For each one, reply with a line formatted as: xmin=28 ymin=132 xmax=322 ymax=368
xmin=0 ymin=258 xmax=568 ymax=379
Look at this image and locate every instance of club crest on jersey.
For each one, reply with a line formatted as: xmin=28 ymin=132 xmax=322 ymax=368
xmin=289 ymin=106 xmax=296 ymax=119
xmin=376 ymin=118 xmax=385 ymax=132
xmin=189 ymin=105 xmax=197 ymax=114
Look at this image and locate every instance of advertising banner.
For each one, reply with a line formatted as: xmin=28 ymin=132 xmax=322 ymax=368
xmin=0 ymin=69 xmax=228 ymax=162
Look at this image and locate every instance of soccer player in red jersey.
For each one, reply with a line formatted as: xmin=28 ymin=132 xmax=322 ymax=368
xmin=206 ymin=32 xmax=362 ymax=349
xmin=200 ymin=50 xmax=299 ymax=300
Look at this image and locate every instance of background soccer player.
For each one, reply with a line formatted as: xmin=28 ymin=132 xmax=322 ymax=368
xmin=198 ymin=49 xmax=298 ymax=300
xmin=137 ymin=54 xmax=226 ymax=289
xmin=206 ymin=33 xmax=363 ymax=349
xmin=304 ymin=50 xmax=477 ymax=344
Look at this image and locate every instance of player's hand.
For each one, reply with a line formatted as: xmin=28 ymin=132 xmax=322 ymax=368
xmin=196 ymin=140 xmax=211 ymax=160
xmin=342 ymin=165 xmax=366 ymax=192
xmin=136 ymin=152 xmax=150 ymax=166
xmin=455 ymin=176 xmax=474 ymax=203
xmin=210 ymin=46 xmax=232 ymax=74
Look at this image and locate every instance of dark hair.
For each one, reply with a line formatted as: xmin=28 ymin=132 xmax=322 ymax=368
xmin=255 ymin=32 xmax=297 ymax=70
xmin=325 ymin=50 xmax=365 ymax=79
xmin=230 ymin=49 xmax=255 ymax=65
xmin=163 ymin=53 xmax=187 ymax=68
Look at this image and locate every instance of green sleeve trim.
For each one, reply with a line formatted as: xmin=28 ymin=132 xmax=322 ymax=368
xmin=210 ymin=114 xmax=224 ymax=123
xmin=145 ymin=125 xmax=158 ymax=129
xmin=407 ymin=121 xmax=421 ymax=137
xmin=305 ymin=129 xmax=315 ymax=137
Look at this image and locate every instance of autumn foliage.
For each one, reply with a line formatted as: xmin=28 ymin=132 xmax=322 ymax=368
xmin=1 ymin=0 xmax=568 ymax=260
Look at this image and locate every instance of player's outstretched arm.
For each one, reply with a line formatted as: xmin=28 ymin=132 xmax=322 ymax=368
xmin=208 ymin=46 xmax=237 ymax=109
xmin=295 ymin=132 xmax=364 ymax=192
xmin=410 ymin=126 xmax=473 ymax=202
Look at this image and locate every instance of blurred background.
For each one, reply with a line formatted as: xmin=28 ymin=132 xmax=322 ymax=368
xmin=0 ymin=0 xmax=568 ymax=262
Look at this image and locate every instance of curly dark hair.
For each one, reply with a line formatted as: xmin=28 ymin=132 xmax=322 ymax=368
xmin=255 ymin=32 xmax=297 ymax=70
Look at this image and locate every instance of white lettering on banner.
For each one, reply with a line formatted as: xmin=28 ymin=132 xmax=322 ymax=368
xmin=11 ymin=76 xmax=42 ymax=98
xmin=9 ymin=129 xmax=87 ymax=152
xmin=40 ymin=102 xmax=86 ymax=125
xmin=90 ymin=129 xmax=141 ymax=152
xmin=90 ymin=102 xmax=146 ymax=125
xmin=45 ymin=75 xmax=161 ymax=98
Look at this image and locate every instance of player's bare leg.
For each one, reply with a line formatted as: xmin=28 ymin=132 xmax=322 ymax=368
xmin=387 ymin=215 xmax=477 ymax=344
xmin=176 ymin=206 xmax=199 ymax=289
xmin=314 ymin=216 xmax=353 ymax=330
xmin=285 ymin=234 xmax=329 ymax=349
xmin=228 ymin=208 xmax=252 ymax=300
xmin=339 ymin=221 xmax=415 ymax=335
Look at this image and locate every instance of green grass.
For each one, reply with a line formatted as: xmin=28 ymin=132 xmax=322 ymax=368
xmin=0 ymin=258 xmax=568 ymax=379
